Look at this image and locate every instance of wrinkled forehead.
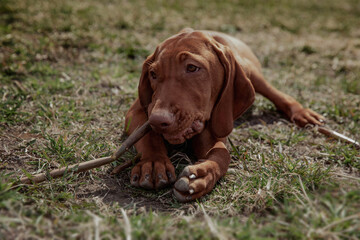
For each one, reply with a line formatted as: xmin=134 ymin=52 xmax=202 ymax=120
xmin=155 ymin=32 xmax=214 ymax=61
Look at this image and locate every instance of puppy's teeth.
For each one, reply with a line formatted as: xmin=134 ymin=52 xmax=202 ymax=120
xmin=189 ymin=174 xmax=196 ymax=179
xmin=189 ymin=189 xmax=194 ymax=194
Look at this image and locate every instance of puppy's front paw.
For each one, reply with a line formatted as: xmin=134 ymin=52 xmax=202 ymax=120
xmin=173 ymin=160 xmax=220 ymax=202
xmin=291 ymin=108 xmax=325 ymax=127
xmin=130 ymin=156 xmax=176 ymax=189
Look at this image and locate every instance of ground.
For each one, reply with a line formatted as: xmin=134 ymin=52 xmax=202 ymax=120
xmin=0 ymin=0 xmax=359 ymax=239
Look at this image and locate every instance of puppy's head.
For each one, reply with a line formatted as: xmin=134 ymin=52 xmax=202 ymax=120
xmin=139 ymin=29 xmax=255 ymax=144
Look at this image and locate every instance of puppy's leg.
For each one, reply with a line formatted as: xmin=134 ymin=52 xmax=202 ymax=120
xmin=249 ymin=69 xmax=325 ymax=127
xmin=125 ymin=99 xmax=176 ymax=189
xmin=173 ymin=129 xmax=230 ymax=202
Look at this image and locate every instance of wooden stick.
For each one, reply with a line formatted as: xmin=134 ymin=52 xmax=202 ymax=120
xmin=317 ymin=126 xmax=360 ymax=148
xmin=110 ymin=153 xmax=141 ymax=175
xmin=20 ymin=121 xmax=151 ymax=184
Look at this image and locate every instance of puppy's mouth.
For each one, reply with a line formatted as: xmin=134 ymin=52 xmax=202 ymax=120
xmin=162 ymin=120 xmax=204 ymax=145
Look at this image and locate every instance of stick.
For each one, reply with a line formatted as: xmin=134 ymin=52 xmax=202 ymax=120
xmin=20 ymin=121 xmax=151 ymax=184
xmin=110 ymin=153 xmax=141 ymax=175
xmin=317 ymin=126 xmax=360 ymax=148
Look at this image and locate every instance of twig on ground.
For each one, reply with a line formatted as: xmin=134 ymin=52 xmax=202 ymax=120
xmin=316 ymin=126 xmax=359 ymax=148
xmin=110 ymin=153 xmax=141 ymax=175
xmin=20 ymin=121 xmax=151 ymax=184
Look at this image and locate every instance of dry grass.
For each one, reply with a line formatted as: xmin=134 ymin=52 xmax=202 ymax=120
xmin=1 ymin=0 xmax=359 ymax=239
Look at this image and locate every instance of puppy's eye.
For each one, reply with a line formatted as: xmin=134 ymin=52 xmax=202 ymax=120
xmin=149 ymin=71 xmax=157 ymax=79
xmin=186 ymin=64 xmax=200 ymax=73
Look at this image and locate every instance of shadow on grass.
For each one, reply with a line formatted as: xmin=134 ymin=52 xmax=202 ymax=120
xmin=234 ymin=109 xmax=287 ymax=128
xmin=77 ymin=171 xmax=177 ymax=212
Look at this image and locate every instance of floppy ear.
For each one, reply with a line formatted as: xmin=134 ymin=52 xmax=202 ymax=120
xmin=210 ymin=43 xmax=255 ymax=138
xmin=138 ymin=51 xmax=157 ymax=113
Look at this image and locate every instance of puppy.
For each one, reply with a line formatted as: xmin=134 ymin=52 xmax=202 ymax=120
xmin=125 ymin=28 xmax=324 ymax=202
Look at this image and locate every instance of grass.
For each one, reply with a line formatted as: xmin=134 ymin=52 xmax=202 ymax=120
xmin=1 ymin=0 xmax=360 ymax=239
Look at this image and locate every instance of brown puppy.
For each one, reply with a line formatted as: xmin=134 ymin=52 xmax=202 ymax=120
xmin=125 ymin=28 xmax=324 ymax=202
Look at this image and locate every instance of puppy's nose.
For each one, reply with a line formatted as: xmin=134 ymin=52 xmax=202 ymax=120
xmin=149 ymin=110 xmax=174 ymax=132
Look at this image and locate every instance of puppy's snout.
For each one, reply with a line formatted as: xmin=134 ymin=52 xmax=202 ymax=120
xmin=149 ymin=110 xmax=174 ymax=132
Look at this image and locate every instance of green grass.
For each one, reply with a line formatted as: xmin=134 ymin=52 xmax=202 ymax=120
xmin=1 ymin=0 xmax=360 ymax=239
xmin=0 ymin=90 xmax=27 ymax=125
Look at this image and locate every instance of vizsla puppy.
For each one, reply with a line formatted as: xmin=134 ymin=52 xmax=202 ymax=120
xmin=125 ymin=28 xmax=324 ymax=202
